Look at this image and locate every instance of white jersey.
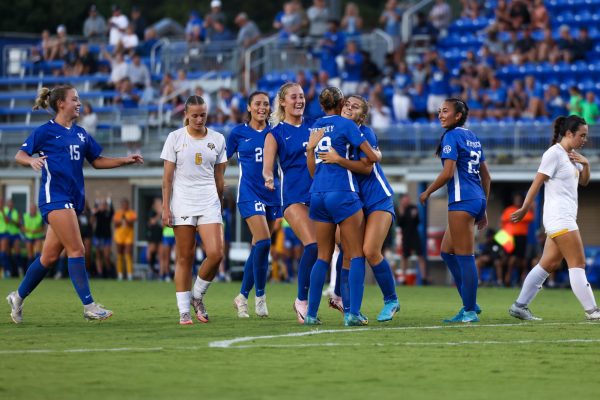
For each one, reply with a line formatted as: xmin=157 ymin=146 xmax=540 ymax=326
xmin=160 ymin=126 xmax=227 ymax=217
xmin=538 ymin=143 xmax=583 ymax=231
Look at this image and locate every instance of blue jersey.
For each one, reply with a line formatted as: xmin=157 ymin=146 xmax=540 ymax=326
xmin=310 ymin=115 xmax=366 ymax=193
xmin=271 ymin=119 xmax=314 ymax=208
xmin=440 ymin=127 xmax=486 ymax=204
xmin=352 ymin=125 xmax=394 ymax=206
xmin=21 ymin=120 xmax=102 ymax=213
xmin=227 ymin=123 xmax=280 ymax=206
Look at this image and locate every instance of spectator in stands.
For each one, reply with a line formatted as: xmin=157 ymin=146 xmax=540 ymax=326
xmin=582 ymin=91 xmax=600 ymax=125
xmin=49 ymin=25 xmax=68 ymax=62
xmin=128 ymin=53 xmax=151 ymax=90
xmin=160 ymin=73 xmax=179 ymax=108
xmin=73 ymin=43 xmax=98 ymax=76
xmin=392 ymin=87 xmax=410 ymax=122
xmin=83 ymin=5 xmax=107 ymax=43
xmin=39 ymin=29 xmax=54 ymax=61
xmin=235 ymin=12 xmax=261 ymax=49
xmin=515 ymin=27 xmax=537 ymax=64
xmin=341 ymin=40 xmax=363 ymax=95
xmin=408 ymin=82 xmax=428 ymax=120
xmin=410 ymin=59 xmax=427 ymax=85
xmin=530 ymin=0 xmax=549 ymax=30
xmin=305 ymin=70 xmax=327 ymax=118
xmin=501 ymin=193 xmax=534 ymax=286
xmin=426 ymin=57 xmax=451 ymax=120
xmin=429 ymin=0 xmax=451 ymax=36
xmin=508 ymin=0 xmax=530 ymax=31
xmin=556 ymin=25 xmax=575 ymax=63
xmin=118 ymin=24 xmax=139 ymax=56
xmin=412 ymin=11 xmax=438 ymax=45
xmin=461 ymin=0 xmax=481 ymax=20
xmin=206 ymin=0 xmax=226 ymax=26
xmin=369 ymin=86 xmax=392 ymax=130
xmin=207 ymin=19 xmax=235 ymax=43
xmin=93 ymin=196 xmax=114 ymax=278
xmin=108 ymin=5 xmax=129 ymax=47
xmin=130 ymin=6 xmax=147 ymax=42
xmin=216 ymin=88 xmax=241 ymax=124
xmin=567 ymin=86 xmax=584 ymax=117
xmin=360 ymin=50 xmax=381 ymax=84
xmin=524 ymin=75 xmax=544 ymax=118
xmin=506 ymin=79 xmax=528 ymax=119
xmin=494 ymin=0 xmax=512 ymax=32
xmin=113 ymin=198 xmax=137 ymax=281
xmin=380 ymin=0 xmax=402 ymax=41
xmin=544 ymin=84 xmax=567 ymax=120
xmin=572 ymin=27 xmax=594 ymax=62
xmin=137 ymin=28 xmax=159 ymax=57
xmin=79 ymin=102 xmax=98 ymax=134
xmin=462 ymin=79 xmax=484 ymax=119
xmin=193 ymin=86 xmax=212 ymax=117
xmin=102 ymin=48 xmax=128 ymax=90
xmin=537 ymin=27 xmax=558 ymax=64
xmin=273 ymin=1 xmax=304 ymax=44
xmin=483 ymin=75 xmax=507 ymax=119
xmin=484 ymin=27 xmax=506 ymax=64
xmin=114 ymin=77 xmax=141 ymax=108
xmin=173 ymin=69 xmax=191 ymax=100
xmin=185 ymin=11 xmax=205 ymax=43
xmin=319 ymin=19 xmax=346 ymax=86
xmin=307 ymin=0 xmax=329 ymax=40
xmin=62 ymin=41 xmax=80 ymax=76
xmin=341 ymin=2 xmax=363 ymax=38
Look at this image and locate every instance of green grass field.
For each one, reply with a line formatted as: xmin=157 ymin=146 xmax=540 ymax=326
xmin=1 ymin=279 xmax=599 ymax=400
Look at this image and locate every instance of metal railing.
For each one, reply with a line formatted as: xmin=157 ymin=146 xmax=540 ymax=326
xmin=159 ymin=39 xmax=240 ymax=78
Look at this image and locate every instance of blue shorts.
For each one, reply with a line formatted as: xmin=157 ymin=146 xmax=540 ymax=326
xmin=93 ymin=237 xmax=112 ymax=247
xmin=8 ymin=234 xmax=22 ymax=245
xmin=162 ymin=236 xmax=175 ymax=247
xmin=364 ymin=196 xmax=396 ymax=223
xmin=238 ymin=201 xmax=282 ymax=221
xmin=284 ymin=227 xmax=301 ymax=248
xmin=309 ymin=191 xmax=363 ymax=224
xmin=39 ymin=201 xmax=82 ymax=224
xmin=25 ymin=237 xmax=43 ymax=244
xmin=0 ymin=232 xmax=8 ymax=240
xmin=448 ymin=198 xmax=486 ymax=221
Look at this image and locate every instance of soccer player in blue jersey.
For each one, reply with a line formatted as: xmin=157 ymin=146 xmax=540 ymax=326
xmin=304 ymin=87 xmax=380 ymax=326
xmin=228 ymin=91 xmax=281 ymax=318
xmin=263 ymin=82 xmax=319 ymax=323
xmin=419 ymin=98 xmax=491 ymax=323
xmin=319 ymin=94 xmax=399 ymax=322
xmin=6 ymin=85 xmax=143 ymax=323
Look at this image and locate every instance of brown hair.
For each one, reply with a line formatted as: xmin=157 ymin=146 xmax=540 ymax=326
xmin=32 ymin=85 xmax=74 ymax=113
xmin=552 ymin=115 xmax=587 ymax=145
xmin=435 ymin=98 xmax=470 ymax=157
xmin=269 ymin=82 xmax=302 ymax=126
xmin=319 ymin=86 xmax=344 ymax=112
xmin=345 ymin=94 xmax=370 ymax=125
xmin=246 ymin=91 xmax=270 ymax=123
xmin=183 ymin=95 xmax=206 ymax=126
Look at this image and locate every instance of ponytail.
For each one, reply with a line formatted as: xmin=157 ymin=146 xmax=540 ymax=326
xmin=32 ymin=85 xmax=73 ymax=113
xmin=319 ymin=86 xmax=344 ymax=113
xmin=551 ymin=115 xmax=586 ymax=145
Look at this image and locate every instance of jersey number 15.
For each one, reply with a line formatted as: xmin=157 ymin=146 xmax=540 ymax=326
xmin=69 ymin=145 xmax=80 ymax=160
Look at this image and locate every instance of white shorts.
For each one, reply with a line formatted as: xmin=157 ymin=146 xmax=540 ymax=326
xmin=427 ymin=94 xmax=446 ymax=114
xmin=172 ymin=209 xmax=223 ymax=226
xmin=544 ymin=219 xmax=579 ymax=238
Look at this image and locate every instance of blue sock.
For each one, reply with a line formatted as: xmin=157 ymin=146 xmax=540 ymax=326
xmin=349 ymin=257 xmax=366 ymax=315
xmin=372 ymin=259 xmax=398 ymax=302
xmin=253 ymin=239 xmax=271 ymax=297
xmin=334 ymin=249 xmax=343 ymax=297
xmin=240 ymin=246 xmax=256 ymax=298
xmin=456 ymin=254 xmax=478 ymax=312
xmin=441 ymin=252 xmax=463 ymax=300
xmin=297 ymin=243 xmax=317 ymax=301
xmin=341 ymin=268 xmax=350 ymax=313
xmin=68 ymin=257 xmax=93 ymax=305
xmin=17 ymin=257 xmax=48 ymax=299
xmin=307 ymin=259 xmax=330 ymax=318
xmin=0 ymin=251 xmax=7 ymax=275
xmin=285 ymin=257 xmax=294 ymax=281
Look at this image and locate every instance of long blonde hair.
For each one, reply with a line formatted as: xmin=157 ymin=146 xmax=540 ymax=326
xmin=32 ymin=85 xmax=73 ymax=113
xmin=268 ymin=82 xmax=301 ymax=126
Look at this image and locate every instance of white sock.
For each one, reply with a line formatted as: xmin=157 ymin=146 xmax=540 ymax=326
xmin=193 ymin=277 xmax=212 ymax=299
xmin=329 ymin=248 xmax=339 ymax=291
xmin=176 ymin=291 xmax=192 ymax=314
xmin=516 ymin=264 xmax=550 ymax=306
xmin=569 ymin=267 xmax=597 ymax=312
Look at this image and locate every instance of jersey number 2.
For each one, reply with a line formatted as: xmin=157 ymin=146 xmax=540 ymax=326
xmin=255 ymin=147 xmax=263 ymax=162
xmin=467 ymin=150 xmax=481 ymax=174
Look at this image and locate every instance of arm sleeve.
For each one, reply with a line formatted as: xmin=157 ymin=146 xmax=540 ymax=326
xmin=160 ymin=132 xmax=176 ymax=163
xmin=217 ymin=135 xmax=228 ymax=164
xmin=85 ymin=131 xmax=103 ymax=163
xmin=226 ymin=129 xmax=237 ymax=159
xmin=440 ymin=130 xmax=458 ymax=161
xmin=537 ymin=148 xmax=557 ymax=177
xmin=21 ymin=126 xmax=45 ymax=155
xmin=345 ymin=120 xmax=367 ymax=148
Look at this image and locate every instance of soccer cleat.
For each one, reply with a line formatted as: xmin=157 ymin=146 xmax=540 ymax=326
xmin=191 ymin=296 xmax=209 ymax=323
xmin=509 ymin=303 xmax=542 ymax=321
xmin=6 ymin=291 xmax=23 ymax=324
xmin=303 ymin=315 xmax=321 ymax=325
xmin=585 ymin=308 xmax=600 ymax=321
xmin=83 ymin=303 xmax=113 ymax=321
xmin=358 ymin=312 xmax=369 ymax=325
xmin=255 ymin=294 xmax=269 ymax=317
xmin=233 ymin=294 xmax=250 ymax=318
xmin=179 ymin=312 xmax=193 ymax=325
xmin=344 ymin=313 xmax=368 ymax=327
xmin=443 ymin=304 xmax=482 ymax=323
xmin=328 ymin=295 xmax=344 ymax=314
xmin=293 ymin=298 xmax=307 ymax=324
xmin=377 ymin=299 xmax=400 ymax=322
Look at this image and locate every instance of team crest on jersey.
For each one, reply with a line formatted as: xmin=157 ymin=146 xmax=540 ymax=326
xmin=78 ymin=133 xmax=86 ymax=142
xmin=195 ymin=153 xmax=202 ymax=165
xmin=443 ymin=145 xmax=452 ymax=154
xmin=207 ymin=143 xmax=216 ymax=150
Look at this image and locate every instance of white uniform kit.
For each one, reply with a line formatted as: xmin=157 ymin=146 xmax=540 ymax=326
xmin=160 ymin=127 xmax=227 ymax=225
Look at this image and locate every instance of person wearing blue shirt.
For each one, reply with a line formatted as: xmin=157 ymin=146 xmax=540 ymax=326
xmin=304 ymin=87 xmax=380 ymax=326
xmin=263 ymin=82 xmax=318 ymax=324
xmin=319 ymin=95 xmax=400 ymax=322
xmin=419 ymin=98 xmax=491 ymax=323
xmin=319 ymin=20 xmax=346 ymax=80
xmin=228 ymin=91 xmax=281 ymax=319
xmin=6 ymin=85 xmax=143 ymax=324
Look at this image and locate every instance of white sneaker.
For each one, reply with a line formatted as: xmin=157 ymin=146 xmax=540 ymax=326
xmin=191 ymin=296 xmax=209 ymax=323
xmin=179 ymin=312 xmax=193 ymax=325
xmin=585 ymin=308 xmax=600 ymax=321
xmin=6 ymin=291 xmax=23 ymax=324
xmin=509 ymin=303 xmax=542 ymax=321
xmin=255 ymin=294 xmax=269 ymax=317
xmin=293 ymin=298 xmax=307 ymax=324
xmin=83 ymin=303 xmax=113 ymax=321
xmin=233 ymin=294 xmax=249 ymax=318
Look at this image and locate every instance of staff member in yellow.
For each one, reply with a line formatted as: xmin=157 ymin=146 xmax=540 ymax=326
xmin=113 ymin=198 xmax=137 ymax=281
xmin=4 ymin=199 xmax=22 ymax=277
xmin=22 ymin=203 xmax=45 ymax=268
xmin=0 ymin=198 xmax=8 ymax=278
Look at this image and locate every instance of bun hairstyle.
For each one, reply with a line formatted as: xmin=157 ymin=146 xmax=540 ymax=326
xmin=269 ymin=82 xmax=301 ymax=126
xmin=435 ymin=98 xmax=470 ymax=157
xmin=319 ymin=86 xmax=344 ymax=112
xmin=246 ymin=90 xmax=270 ymax=122
xmin=552 ymin=115 xmax=586 ymax=145
xmin=183 ymin=95 xmax=206 ymax=126
xmin=32 ymin=85 xmax=74 ymax=113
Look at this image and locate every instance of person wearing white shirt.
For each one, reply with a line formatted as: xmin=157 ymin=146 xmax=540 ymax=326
xmin=108 ymin=5 xmax=129 ymax=46
xmin=160 ymin=95 xmax=227 ymax=325
xmin=509 ymin=115 xmax=600 ymax=321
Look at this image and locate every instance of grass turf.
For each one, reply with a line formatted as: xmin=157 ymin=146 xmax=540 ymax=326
xmin=1 ymin=279 xmax=599 ymax=400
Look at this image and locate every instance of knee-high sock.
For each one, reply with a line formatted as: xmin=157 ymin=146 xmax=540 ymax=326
xmin=116 ymin=254 xmax=124 ymax=275
xmin=569 ymin=267 xmax=598 ymax=312
xmin=125 ymin=253 xmax=133 ymax=276
xmin=307 ymin=259 xmax=330 ymax=318
xmin=334 ymin=249 xmax=343 ymax=297
xmin=17 ymin=257 xmax=48 ymax=299
xmin=372 ymin=258 xmax=398 ymax=302
xmin=341 ymin=267 xmax=350 ymax=313
xmin=253 ymin=239 xmax=271 ymax=297
xmin=456 ymin=254 xmax=477 ymax=312
xmin=441 ymin=252 xmax=463 ymax=300
xmin=240 ymin=246 xmax=256 ymax=298
xmin=516 ymin=264 xmax=549 ymax=306
xmin=297 ymin=243 xmax=317 ymax=301
xmin=349 ymin=256 xmax=366 ymax=315
xmin=68 ymin=257 xmax=94 ymax=305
